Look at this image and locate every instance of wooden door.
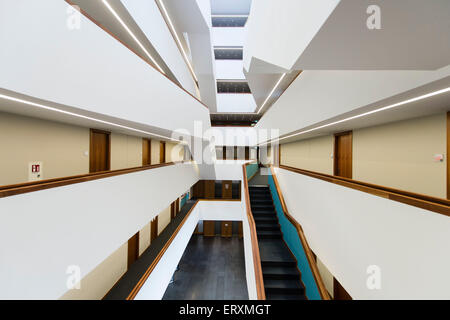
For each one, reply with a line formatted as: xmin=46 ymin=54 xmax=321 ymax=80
xmin=233 ymin=146 xmax=238 ymax=160
xmin=89 ymin=129 xmax=110 ymax=173
xmin=127 ymin=232 xmax=139 ymax=269
xmin=222 ymin=180 xmax=233 ymax=199
xmin=204 ymin=180 xmax=215 ymax=199
xmin=170 ymin=202 xmax=175 ymax=220
xmin=245 ymin=147 xmax=250 ymax=160
xmin=223 ymin=146 xmax=227 ymax=160
xmin=203 ymin=221 xmax=215 ymax=237
xmin=142 ymin=138 xmax=151 ymax=166
xmin=151 ymin=217 xmax=158 ymax=241
xmin=221 ymin=221 xmax=233 ymax=238
xmin=160 ymin=141 xmax=166 ymax=163
xmin=334 ymin=131 xmax=353 ymax=179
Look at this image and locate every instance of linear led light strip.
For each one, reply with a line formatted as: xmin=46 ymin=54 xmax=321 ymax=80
xmin=102 ymin=0 xmax=166 ymax=75
xmin=258 ymin=86 xmax=450 ymax=146
xmin=0 ymin=94 xmax=182 ymax=143
xmin=256 ymin=73 xmax=287 ymax=114
xmin=155 ymin=0 xmax=199 ymax=84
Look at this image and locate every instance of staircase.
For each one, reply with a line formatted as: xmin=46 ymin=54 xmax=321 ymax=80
xmin=249 ymin=186 xmax=306 ymax=300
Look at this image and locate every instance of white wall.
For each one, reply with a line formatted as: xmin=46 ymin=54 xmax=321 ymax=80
xmin=216 ymin=60 xmax=246 ymax=80
xmin=244 ymin=0 xmax=339 ymax=71
xmin=0 ymin=1 xmax=210 ymax=139
xmin=216 ymin=94 xmax=257 ymax=113
xmin=209 ymin=127 xmax=258 ymax=146
xmin=256 ymin=66 xmax=450 ymax=142
xmin=274 ymin=167 xmax=450 ymax=299
xmin=212 ymin=27 xmax=247 ymax=47
xmin=134 ymin=199 xmax=258 ymax=300
xmin=0 ymin=162 xmax=199 ymax=299
xmin=121 ymin=0 xmax=197 ymax=97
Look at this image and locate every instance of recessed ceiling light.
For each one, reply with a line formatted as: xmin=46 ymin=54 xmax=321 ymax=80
xmin=155 ymin=0 xmax=199 ymax=84
xmin=256 ymin=73 xmax=286 ymax=114
xmin=102 ymin=0 xmax=166 ymax=74
xmin=0 ymin=93 xmax=183 ymax=143
xmin=258 ymin=86 xmax=450 ymax=146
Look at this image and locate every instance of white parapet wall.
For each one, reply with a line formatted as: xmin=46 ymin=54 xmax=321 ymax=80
xmin=0 ymin=0 xmax=210 ymax=138
xmin=273 ymin=166 xmax=450 ymax=299
xmin=0 ymin=162 xmax=199 ymax=299
xmin=134 ymin=200 xmax=257 ymax=300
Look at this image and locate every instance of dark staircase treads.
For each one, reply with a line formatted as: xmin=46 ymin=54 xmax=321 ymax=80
xmin=262 ymin=265 xmax=300 ymax=280
xmin=248 ymin=183 xmax=307 ymax=300
xmin=264 ymin=279 xmax=305 ymax=295
xmin=265 ymin=292 xmax=307 ymax=300
xmin=257 ymin=230 xmax=282 ymax=239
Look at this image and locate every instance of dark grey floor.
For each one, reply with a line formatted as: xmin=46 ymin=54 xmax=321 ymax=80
xmin=163 ymin=235 xmax=249 ymax=300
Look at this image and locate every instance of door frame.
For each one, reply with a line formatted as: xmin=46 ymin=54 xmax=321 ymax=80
xmin=333 ymin=131 xmax=353 ymax=178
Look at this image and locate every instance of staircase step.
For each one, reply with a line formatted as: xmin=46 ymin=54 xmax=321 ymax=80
xmin=256 ymin=224 xmax=279 ymax=231
xmin=251 ymin=206 xmax=274 ymax=211
xmin=263 ymin=266 xmax=300 ymax=280
xmin=265 ymin=292 xmax=307 ymax=300
xmin=257 ymin=230 xmax=282 ymax=239
xmin=250 ymin=198 xmax=273 ymax=205
xmin=254 ymin=217 xmax=278 ymax=223
xmin=249 ymin=186 xmax=269 ymax=190
xmin=251 ymin=204 xmax=275 ymax=211
xmin=261 ymin=260 xmax=297 ymax=268
xmin=264 ymin=279 xmax=305 ymax=295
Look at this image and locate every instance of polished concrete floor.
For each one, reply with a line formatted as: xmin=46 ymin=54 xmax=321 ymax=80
xmin=162 ymin=235 xmax=249 ymax=300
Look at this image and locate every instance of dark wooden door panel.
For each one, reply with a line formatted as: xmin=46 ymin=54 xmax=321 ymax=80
xmin=245 ymin=147 xmax=250 ymax=160
xmin=160 ymin=141 xmax=166 ymax=163
xmin=334 ymin=131 xmax=352 ymax=179
xmin=222 ymin=180 xmax=233 ymax=199
xmin=203 ymin=221 xmax=215 ymax=237
xmin=89 ymin=129 xmax=110 ymax=173
xmin=221 ymin=221 xmax=233 ymax=237
xmin=151 ymin=217 xmax=158 ymax=241
xmin=127 ymin=232 xmax=139 ymax=269
xmin=170 ymin=202 xmax=175 ymax=220
xmin=204 ymin=180 xmax=215 ymax=199
xmin=142 ymin=138 xmax=151 ymax=165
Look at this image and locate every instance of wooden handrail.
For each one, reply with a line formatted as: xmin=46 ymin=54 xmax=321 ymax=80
xmin=126 ymin=200 xmax=199 ymax=300
xmin=270 ymin=166 xmax=331 ymax=300
xmin=0 ymin=161 xmax=189 ymax=199
xmin=242 ymin=162 xmax=266 ymax=300
xmin=279 ymin=165 xmax=450 ymax=217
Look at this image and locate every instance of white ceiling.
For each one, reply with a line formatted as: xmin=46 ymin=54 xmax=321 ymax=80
xmin=210 ymin=0 xmax=252 ymax=15
xmin=294 ymin=0 xmax=450 ymax=70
